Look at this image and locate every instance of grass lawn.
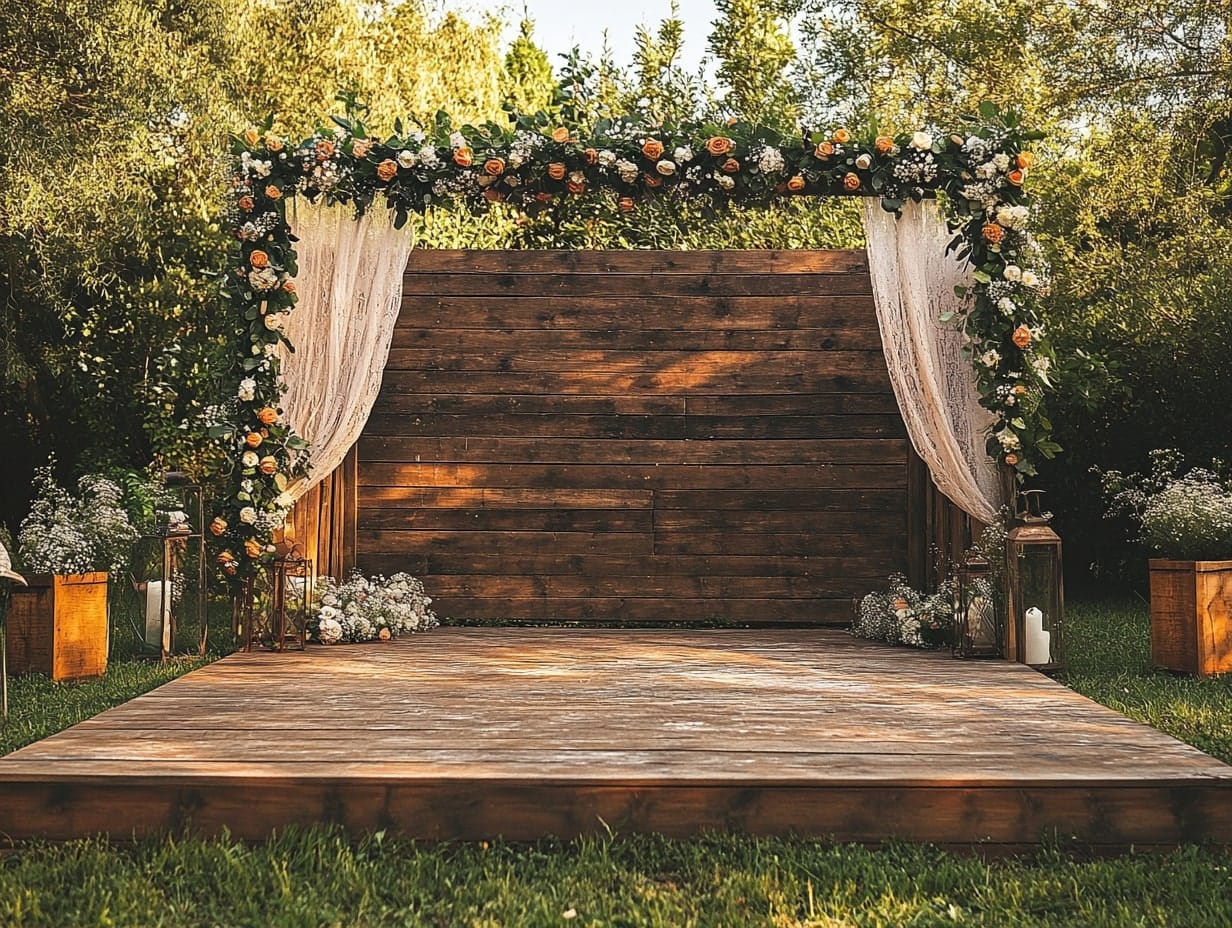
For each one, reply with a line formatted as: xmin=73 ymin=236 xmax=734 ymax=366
xmin=0 ymin=598 xmax=1229 ymax=927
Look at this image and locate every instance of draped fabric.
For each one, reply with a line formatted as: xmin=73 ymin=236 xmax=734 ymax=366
xmin=862 ymin=199 xmax=1003 ymax=524
xmin=279 ymin=199 xmax=414 ymax=501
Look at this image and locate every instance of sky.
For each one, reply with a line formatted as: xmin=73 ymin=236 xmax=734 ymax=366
xmin=508 ymin=0 xmax=718 ymax=74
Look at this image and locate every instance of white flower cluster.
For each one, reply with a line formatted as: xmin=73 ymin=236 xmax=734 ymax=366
xmin=854 ymin=575 xmax=956 ymax=649
xmin=311 ymin=571 xmax=439 ymax=644
xmin=17 ymin=467 xmax=139 ymax=575
xmin=755 ymin=145 xmax=785 ymax=175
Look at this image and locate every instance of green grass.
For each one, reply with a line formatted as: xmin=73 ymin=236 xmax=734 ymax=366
xmin=1 ymin=597 xmax=1230 ymax=927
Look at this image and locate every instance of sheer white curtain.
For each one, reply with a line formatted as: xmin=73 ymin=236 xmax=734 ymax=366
xmin=862 ymin=199 xmax=1003 ymax=524
xmin=279 ymin=199 xmax=414 ymax=500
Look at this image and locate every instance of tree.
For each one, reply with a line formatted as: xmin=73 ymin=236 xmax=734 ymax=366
xmin=502 ymin=17 xmax=557 ymax=117
xmin=707 ymin=0 xmax=801 ymax=129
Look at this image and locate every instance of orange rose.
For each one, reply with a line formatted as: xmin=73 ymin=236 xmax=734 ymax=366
xmin=642 ymin=139 xmax=664 ymax=160
xmin=618 ymin=196 xmax=636 ymax=212
xmin=265 ymin=184 xmax=281 ymax=200
xmin=842 ymin=173 xmax=861 ymax=192
xmin=243 ymin=126 xmax=260 ymax=147
xmin=238 ymin=195 xmax=255 ymax=212
xmin=209 ymin=517 xmax=228 ymax=537
xmin=813 ymin=141 xmax=834 ymax=160
xmin=874 ymin=136 xmax=895 ymax=154
xmin=721 ymin=158 xmax=741 ymax=174
xmin=1012 ymin=325 xmax=1032 ymax=349
xmin=453 ymin=147 xmax=473 ymax=167
xmin=245 ymin=431 xmax=263 ymax=448
xmin=264 ymin=135 xmax=283 ymax=153
xmin=244 ymin=538 xmax=264 ymax=558
xmin=1007 ymin=168 xmax=1025 ymax=186
xmin=584 ymin=148 xmax=598 ymax=165
xmin=259 ymin=455 xmax=279 ymax=475
xmin=547 ymin=162 xmax=567 ymax=181
xmin=351 ymin=139 xmax=372 ymax=159
xmin=482 ymin=188 xmax=506 ymax=202
xmin=256 ymin=406 xmax=278 ymax=425
xmin=484 ymin=158 xmax=505 ymax=176
xmin=643 ymin=174 xmax=663 ymax=188
xmin=551 ymin=127 xmax=571 ymax=143
xmin=217 ymin=550 xmax=235 ymax=566
xmin=982 ymin=223 xmax=1005 ymax=244
xmin=705 ymin=136 xmax=733 ymax=156
xmin=249 ymin=249 xmax=270 ymax=269
xmin=833 ymin=128 xmax=851 ymax=144
xmin=566 ymin=179 xmax=586 ymax=194
xmin=283 ymin=280 xmax=296 ymax=294
xmin=376 ymin=159 xmax=398 ymax=182
xmin=379 ymin=626 xmax=392 ymax=641
xmin=315 ymin=139 xmax=336 ymax=160
xmin=1004 ymin=453 xmax=1019 ymax=466
xmin=786 ymin=175 xmax=806 ymax=192
xmin=1016 ymin=152 xmax=1034 ymax=169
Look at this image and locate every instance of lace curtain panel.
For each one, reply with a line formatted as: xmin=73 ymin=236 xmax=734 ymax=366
xmin=279 ymin=199 xmax=414 ymax=501
xmin=862 ymin=199 xmax=1003 ymax=525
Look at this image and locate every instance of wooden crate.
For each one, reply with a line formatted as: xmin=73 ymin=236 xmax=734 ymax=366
xmin=1148 ymin=559 xmax=1232 ymax=677
xmin=6 ymin=572 xmax=109 ymax=681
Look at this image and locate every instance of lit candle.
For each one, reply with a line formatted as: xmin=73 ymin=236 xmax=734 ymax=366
xmin=1025 ymin=606 xmax=1050 ymax=665
xmin=144 ymin=581 xmax=172 ymax=652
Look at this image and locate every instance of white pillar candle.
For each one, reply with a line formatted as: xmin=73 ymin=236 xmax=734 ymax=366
xmin=1025 ymin=606 xmax=1051 ymax=665
xmin=144 ymin=581 xmax=172 ymax=652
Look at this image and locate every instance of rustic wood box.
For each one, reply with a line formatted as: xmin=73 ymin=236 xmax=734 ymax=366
xmin=1148 ymin=559 xmax=1232 ymax=677
xmin=6 ymin=572 xmax=109 ymax=681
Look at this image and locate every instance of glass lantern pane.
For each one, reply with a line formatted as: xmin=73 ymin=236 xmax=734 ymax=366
xmin=961 ymin=576 xmax=999 ymax=652
xmin=1019 ymin=546 xmax=1061 ymax=665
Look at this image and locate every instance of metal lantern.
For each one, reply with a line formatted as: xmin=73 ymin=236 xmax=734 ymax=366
xmin=240 ymin=550 xmax=312 ymax=652
xmin=1006 ymin=489 xmax=1066 ymax=672
xmin=952 ymin=550 xmax=1002 ymax=659
xmin=129 ymin=472 xmax=207 ymax=661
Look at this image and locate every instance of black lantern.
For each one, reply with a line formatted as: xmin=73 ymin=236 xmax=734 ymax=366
xmin=240 ymin=550 xmax=312 ymax=652
xmin=129 ymin=472 xmax=207 ymax=661
xmin=952 ymin=550 xmax=1001 ymax=658
xmin=1006 ymin=490 xmax=1065 ymax=672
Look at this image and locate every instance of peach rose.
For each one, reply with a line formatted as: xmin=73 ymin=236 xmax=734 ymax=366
xmin=315 ymin=139 xmax=336 ymax=160
xmin=982 ymin=223 xmax=1005 ymax=244
xmin=376 ymin=159 xmax=398 ymax=182
xmin=379 ymin=626 xmax=392 ymax=641
xmin=833 ymin=128 xmax=851 ymax=144
xmin=209 ymin=517 xmax=228 ymax=537
xmin=642 ymin=139 xmax=664 ymax=160
xmin=244 ymin=538 xmax=263 ymax=558
xmin=1016 ymin=152 xmax=1035 ymax=169
xmin=1007 ymin=168 xmax=1025 ymax=186
xmin=1012 ymin=325 xmax=1032 ymax=349
xmin=1004 ymin=453 xmax=1019 ymax=466
xmin=786 ymin=175 xmax=806 ymax=192
xmin=874 ymin=136 xmax=895 ymax=155
xmin=551 ymin=127 xmax=571 ymax=143
xmin=584 ymin=148 xmax=598 ymax=164
xmin=243 ymin=126 xmax=260 ymax=147
xmin=484 ymin=158 xmax=505 ymax=176
xmin=705 ymin=136 xmax=733 ymax=156
xmin=351 ymin=139 xmax=372 ymax=159
xmin=842 ymin=173 xmax=861 ymax=192
xmin=813 ymin=141 xmax=834 ymax=160
xmin=249 ymin=249 xmax=270 ymax=269
xmin=257 ymin=406 xmax=278 ymax=425
xmin=283 ymin=280 xmax=296 ymax=294
xmin=453 ymin=147 xmax=473 ymax=167
xmin=264 ymin=134 xmax=284 ymax=152
xmin=245 ymin=431 xmax=263 ymax=448
xmin=720 ymin=158 xmax=741 ymax=174
xmin=547 ymin=162 xmax=567 ymax=181
xmin=238 ymin=195 xmax=254 ymax=212
xmin=618 ymin=196 xmax=636 ymax=212
xmin=264 ymin=184 xmax=281 ymax=200
xmin=259 ymin=455 xmax=278 ymax=475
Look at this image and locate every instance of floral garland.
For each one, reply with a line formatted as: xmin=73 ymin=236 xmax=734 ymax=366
xmin=207 ymin=102 xmax=1054 ymax=579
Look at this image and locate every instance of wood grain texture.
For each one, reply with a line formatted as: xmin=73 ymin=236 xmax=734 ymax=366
xmin=0 ymin=628 xmax=1228 ymax=845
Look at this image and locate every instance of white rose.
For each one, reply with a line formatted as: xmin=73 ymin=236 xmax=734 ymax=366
xmin=1002 ymin=264 xmax=1022 ymax=282
xmin=855 ymin=153 xmax=872 ymax=170
xmin=250 ymin=267 xmax=280 ymax=291
xmin=318 ymin=617 xmax=343 ymax=644
xmin=237 ymin=378 xmax=257 ymax=401
xmin=997 ymin=297 xmax=1016 ymax=316
xmin=1021 ymin=270 xmax=1040 ymax=288
xmin=449 ymin=131 xmax=466 ymax=149
xmin=656 ymin=159 xmax=676 ymax=176
xmin=980 ymin=349 xmax=1002 ymax=368
xmin=598 ymin=150 xmax=617 ymax=168
xmin=239 ymin=506 xmax=257 ymax=524
xmin=616 ymin=159 xmax=638 ymax=183
xmin=976 ymin=162 xmax=998 ymax=180
xmin=242 ymin=451 xmax=259 ymax=467
xmin=264 ymin=312 xmax=284 ymax=330
xmin=673 ymin=146 xmax=694 ymax=164
xmin=993 ymin=153 xmax=1010 ymax=172
xmin=276 ymin=491 xmax=294 ymax=508
xmin=396 ymin=149 xmax=416 ymax=169
xmin=251 ymin=160 xmax=272 ymax=178
xmin=911 ymin=131 xmax=933 ymax=150
xmin=716 ymin=173 xmax=735 ymax=190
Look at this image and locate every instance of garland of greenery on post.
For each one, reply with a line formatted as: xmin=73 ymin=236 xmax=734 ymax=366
xmin=206 ymin=100 xmax=1056 ymax=581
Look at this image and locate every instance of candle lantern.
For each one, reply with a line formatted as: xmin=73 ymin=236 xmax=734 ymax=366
xmin=239 ymin=551 xmax=312 ymax=652
xmin=128 ymin=472 xmax=207 ymax=661
xmin=1006 ymin=490 xmax=1065 ymax=672
xmin=952 ymin=550 xmax=1002 ymax=659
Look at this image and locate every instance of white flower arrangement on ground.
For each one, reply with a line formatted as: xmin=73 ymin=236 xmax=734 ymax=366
xmin=17 ymin=465 xmax=138 ymax=575
xmin=854 ymin=574 xmax=956 ymax=649
xmin=310 ymin=571 xmax=438 ymax=644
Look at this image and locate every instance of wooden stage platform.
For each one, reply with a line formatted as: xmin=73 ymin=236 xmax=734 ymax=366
xmin=1 ymin=628 xmax=1229 ymax=848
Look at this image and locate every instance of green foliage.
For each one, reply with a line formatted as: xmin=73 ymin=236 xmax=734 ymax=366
xmin=708 ymin=0 xmax=802 ymax=129
xmin=502 ymin=19 xmax=558 ymax=117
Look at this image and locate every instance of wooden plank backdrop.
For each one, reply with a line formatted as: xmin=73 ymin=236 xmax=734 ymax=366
xmin=298 ymin=249 xmax=973 ymax=616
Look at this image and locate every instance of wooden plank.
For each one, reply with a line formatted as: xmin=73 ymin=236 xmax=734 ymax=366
xmin=393 ymin=325 xmax=884 ymax=352
xmin=421 ymin=597 xmax=858 ymax=623
xmin=405 ymin=249 xmax=869 ymax=274
xmin=357 ymin=530 xmax=653 ymax=556
xmin=651 ymin=532 xmax=905 ymax=558
xmin=385 ymin=348 xmax=886 ymax=374
xmin=401 ymin=273 xmax=871 ymax=298
xmin=653 ymin=489 xmax=907 ymax=511
xmin=423 ymin=574 xmax=883 ymax=600
xmin=358 ymin=487 xmax=655 ymax=510
xmin=368 ymin=392 xmax=899 ymax=415
xmin=362 ymin=553 xmax=889 ymax=578
xmin=359 ymin=507 xmax=654 ymax=533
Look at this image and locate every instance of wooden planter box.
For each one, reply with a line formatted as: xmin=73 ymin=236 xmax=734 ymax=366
xmin=1148 ymin=559 xmax=1232 ymax=677
xmin=5 ymin=572 xmax=109 ymax=681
